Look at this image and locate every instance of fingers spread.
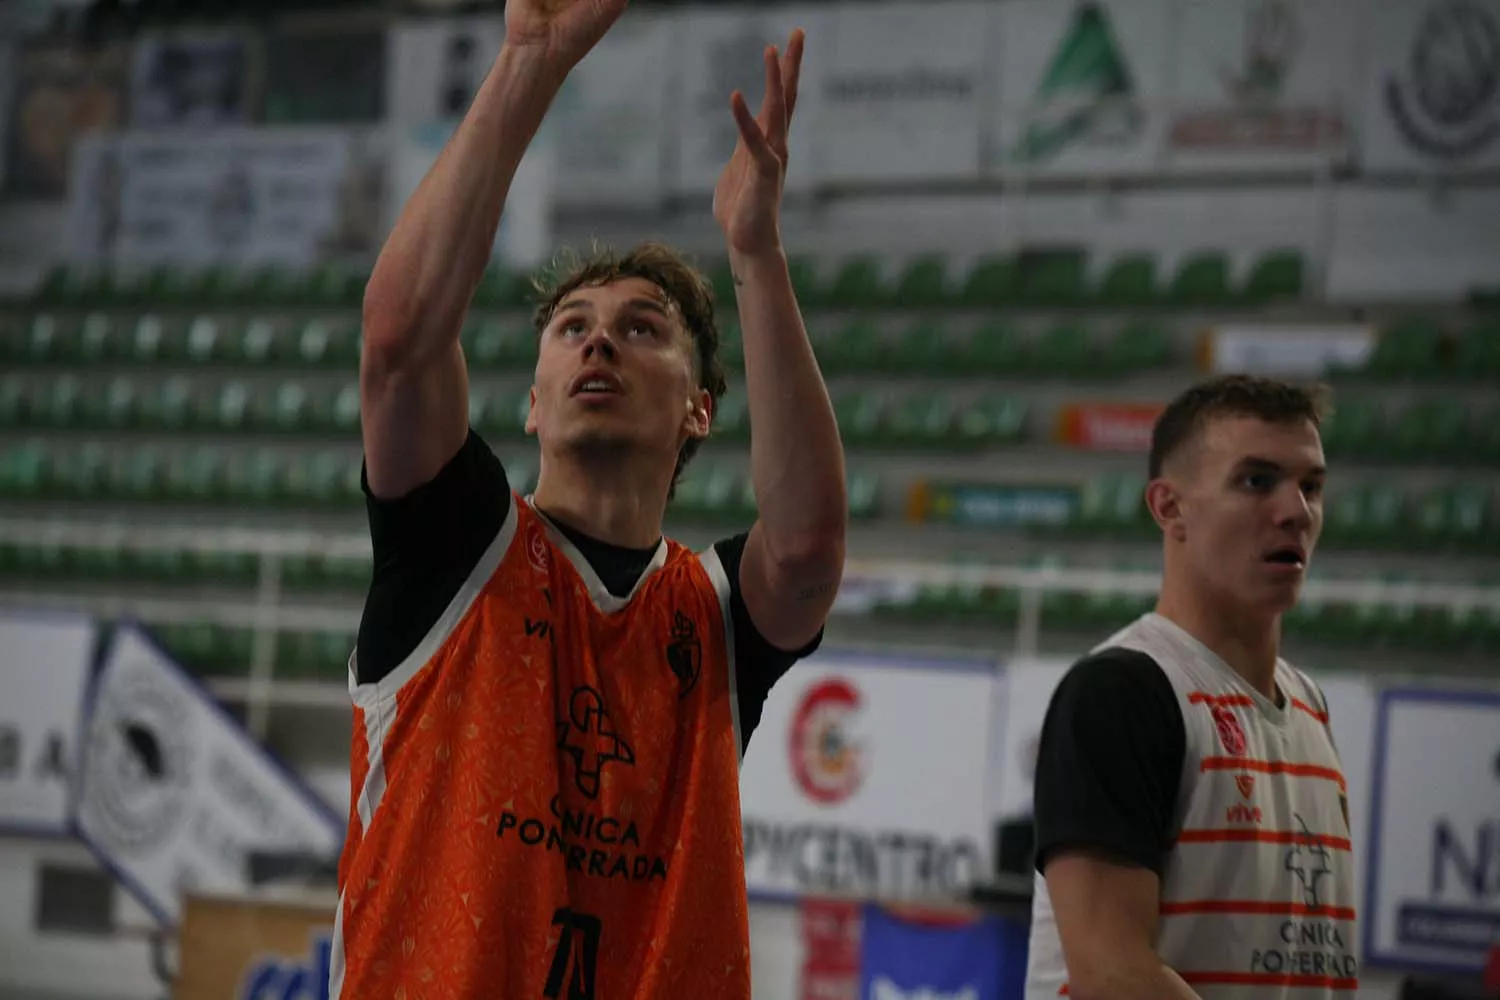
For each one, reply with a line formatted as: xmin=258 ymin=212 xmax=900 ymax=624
xmin=782 ymin=29 xmax=805 ymax=122
xmin=730 ymin=90 xmax=779 ymax=171
xmin=763 ymin=44 xmax=788 ymax=152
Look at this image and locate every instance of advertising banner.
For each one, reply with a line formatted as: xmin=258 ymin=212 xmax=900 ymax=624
xmin=800 ymin=897 xmax=863 ymax=1000
xmin=129 ymin=29 xmax=256 ymax=128
xmin=548 ymin=12 xmax=672 ymax=205
xmin=175 ymin=891 xmax=336 ymax=1000
xmin=1363 ymin=688 xmax=1500 ymax=974
xmin=1358 ymin=0 xmax=1500 ymax=173
xmin=74 ymin=624 xmax=343 ymax=927
xmin=1055 ymin=402 xmax=1163 ymax=452
xmin=739 ymin=653 xmax=999 ymax=901
xmin=4 ymin=41 xmax=129 ymax=200
xmin=0 ymin=612 xmax=96 ymax=836
xmin=1165 ymin=0 xmax=1356 ymax=174
xmin=387 ymin=17 xmax=553 ymax=267
xmin=66 ymin=126 xmax=388 ymax=270
xmin=991 ymin=0 xmax=1171 ymax=177
xmin=909 ymin=482 xmax=1079 ymax=530
xmin=857 ymin=905 xmax=1023 ymax=1000
xmin=1200 ymin=324 xmax=1376 ymax=376
xmin=670 ymin=4 xmax=830 ymax=194
xmin=814 ymin=1 xmax=992 ymax=183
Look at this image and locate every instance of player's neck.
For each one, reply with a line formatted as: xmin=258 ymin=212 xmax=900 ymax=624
xmin=1156 ymin=581 xmax=1281 ymax=703
xmin=531 ymin=453 xmax=669 ymax=550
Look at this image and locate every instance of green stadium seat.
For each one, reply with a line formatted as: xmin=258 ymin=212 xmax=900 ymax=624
xmin=132 ymin=543 xmax=192 ymax=584
xmin=196 ymin=548 xmax=259 ymax=587
xmin=322 ymin=553 xmax=373 ymax=592
xmin=110 ymin=449 xmax=167 ymax=502
xmin=473 ymin=266 xmax=527 ymax=309
xmin=165 ymin=449 xmax=226 ymax=504
xmin=819 ymin=320 xmax=887 ymax=374
xmin=200 ymin=381 xmax=254 ymax=432
xmin=138 ymin=265 xmax=195 ymax=305
xmin=1321 ymin=398 xmax=1383 ymax=458
xmin=959 ymin=256 xmax=1018 ymax=307
xmin=712 ymin=392 xmax=749 ymax=441
xmin=70 ymin=535 xmax=129 ymax=583
xmin=1392 ymin=400 xmax=1468 ymax=461
xmin=1095 ymin=254 xmax=1157 ymax=306
xmin=0 ymin=378 xmax=26 ymax=428
xmin=1033 ymin=325 xmax=1094 ymax=375
xmin=1078 ymin=473 xmax=1149 ymax=536
xmin=78 ymin=313 xmax=120 ymax=364
xmin=848 ymin=471 xmax=880 ymax=520
xmin=19 ymin=313 xmax=74 ymax=364
xmin=257 ymin=382 xmax=314 ymax=433
xmin=0 ymin=441 xmax=50 ymax=498
xmin=832 ymin=391 xmax=884 ymax=446
xmin=141 ymin=378 xmax=194 ymax=431
xmin=51 ymin=443 xmax=111 ymax=499
xmin=1101 ymin=323 xmax=1172 ymax=372
xmin=885 ymin=323 xmax=955 ymax=376
xmin=223 ymin=451 xmax=287 ymax=506
xmin=466 ymin=319 xmax=533 ymax=371
xmin=1242 ymin=249 xmax=1304 ymax=304
xmin=84 ymin=377 xmax=142 ymax=429
xmin=965 ymin=323 xmax=1028 ymax=375
xmin=154 ymin=623 xmax=220 ymax=673
xmin=1455 ymin=324 xmax=1500 ymax=378
xmin=233 ymin=317 xmax=288 ymax=366
xmin=1017 ymin=252 xmax=1087 ymax=306
xmin=36 ymin=376 xmax=85 ymax=428
xmin=1365 ymin=319 xmax=1442 ymax=377
xmin=826 ymin=256 xmax=886 ymax=309
xmin=1476 ymin=406 xmax=1500 ymax=466
xmin=327 ymin=382 xmax=361 ymax=434
xmin=891 ymin=256 xmax=951 ymax=309
xmin=304 ymin=265 xmax=364 ymax=308
xmin=286 ymin=452 xmax=361 ymax=508
xmin=467 ymin=388 xmax=506 ymax=438
xmin=955 ymin=396 xmax=1028 ymax=447
xmin=1169 ymin=252 xmax=1232 ymax=305
xmin=884 ymin=393 xmax=957 ymax=448
xmin=717 ymin=321 xmax=743 ymax=373
xmin=295 ymin=317 xmax=359 ymax=368
xmin=185 ymin=316 xmax=234 ymax=365
xmin=126 ymin=314 xmax=179 ymax=364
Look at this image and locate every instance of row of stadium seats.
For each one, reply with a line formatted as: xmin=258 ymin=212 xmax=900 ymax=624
xmin=0 ymin=539 xmax=372 ymax=592
xmin=9 ymin=370 xmax=1500 ymax=464
xmin=2 ymin=311 xmax=1179 ymax=377
xmin=134 ymin=578 xmax=1500 ymax=684
xmin=872 ymin=580 xmax=1500 ymax=652
xmin=28 ymin=248 xmax=1307 ymax=311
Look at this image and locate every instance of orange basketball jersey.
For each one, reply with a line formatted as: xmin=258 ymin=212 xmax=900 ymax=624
xmin=332 ymin=493 xmax=750 ymax=999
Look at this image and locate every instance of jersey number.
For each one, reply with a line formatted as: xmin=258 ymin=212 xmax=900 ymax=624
xmin=544 ymin=908 xmax=601 ymax=1000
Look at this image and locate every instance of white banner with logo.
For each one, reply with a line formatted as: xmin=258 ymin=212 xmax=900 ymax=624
xmin=1363 ymin=688 xmax=1500 ymax=974
xmin=0 ymin=612 xmax=96 ymax=836
xmin=1358 ymin=0 xmax=1500 ymax=173
xmin=1165 ymin=0 xmax=1356 ymax=174
xmin=814 ymin=1 xmax=992 ymax=183
xmin=738 ymin=652 xmax=998 ymax=901
xmin=670 ymin=4 xmax=830 ymax=194
xmin=387 ymin=17 xmax=554 ymax=267
xmin=1201 ymin=324 xmax=1377 ymax=376
xmin=991 ymin=0 xmax=1172 ymax=177
xmin=66 ymin=126 xmax=389 ymax=269
xmin=74 ymin=624 xmax=343 ymax=927
xmin=549 ymin=12 xmax=672 ymax=206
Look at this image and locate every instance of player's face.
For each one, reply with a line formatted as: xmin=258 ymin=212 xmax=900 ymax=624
xmin=528 ymin=277 xmax=711 ymax=468
xmin=1172 ymin=415 xmax=1326 ymax=617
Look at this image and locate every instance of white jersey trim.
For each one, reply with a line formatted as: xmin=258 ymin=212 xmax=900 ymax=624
xmin=698 ymin=544 xmax=742 ymax=765
xmin=348 ymin=491 xmax=519 ymax=710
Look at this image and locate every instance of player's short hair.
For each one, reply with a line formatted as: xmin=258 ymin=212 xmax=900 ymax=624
xmin=532 ymin=241 xmax=729 ymax=495
xmin=1149 ymin=374 xmax=1329 ymax=479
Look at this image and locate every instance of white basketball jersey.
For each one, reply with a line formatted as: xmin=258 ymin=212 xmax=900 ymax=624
xmin=1026 ymin=613 xmax=1360 ymax=999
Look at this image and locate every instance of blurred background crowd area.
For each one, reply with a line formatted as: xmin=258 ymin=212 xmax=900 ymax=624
xmin=0 ymin=0 xmax=1496 ymax=996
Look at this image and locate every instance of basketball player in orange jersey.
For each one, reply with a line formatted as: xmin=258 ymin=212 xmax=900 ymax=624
xmin=1025 ymin=376 xmax=1359 ymax=999
xmin=333 ymin=0 xmax=843 ymax=997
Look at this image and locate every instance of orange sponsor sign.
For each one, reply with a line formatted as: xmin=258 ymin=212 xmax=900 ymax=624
xmin=1055 ymin=402 xmax=1164 ymax=452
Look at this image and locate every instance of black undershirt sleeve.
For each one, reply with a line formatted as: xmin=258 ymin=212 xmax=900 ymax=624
xmin=356 ymin=429 xmax=510 ymax=685
xmin=713 ymin=532 xmax=824 ymax=756
xmin=1032 ymin=648 xmax=1185 ymax=877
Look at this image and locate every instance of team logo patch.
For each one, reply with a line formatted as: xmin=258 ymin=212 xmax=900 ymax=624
xmin=1236 ymin=774 xmax=1255 ymax=800
xmin=1213 ymin=706 xmax=1248 ymax=756
xmin=526 ymin=524 xmax=550 ymax=574
xmin=556 ymin=686 xmax=635 ymax=799
xmin=789 ymin=678 xmax=866 ymax=806
xmin=665 ymin=610 xmax=701 ymax=699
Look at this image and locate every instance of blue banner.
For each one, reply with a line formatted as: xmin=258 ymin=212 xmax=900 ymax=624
xmin=857 ymin=904 xmax=1027 ymax=1000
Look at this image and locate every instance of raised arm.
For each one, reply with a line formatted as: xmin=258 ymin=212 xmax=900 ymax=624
xmin=360 ymin=0 xmax=628 ymax=499
xmin=712 ymin=32 xmax=847 ymax=651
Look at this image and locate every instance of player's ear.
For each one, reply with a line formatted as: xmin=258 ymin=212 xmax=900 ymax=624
xmin=524 ymin=386 xmax=539 ymax=436
xmin=683 ymin=388 xmax=711 ymax=441
xmin=1146 ymin=477 xmax=1187 ymax=541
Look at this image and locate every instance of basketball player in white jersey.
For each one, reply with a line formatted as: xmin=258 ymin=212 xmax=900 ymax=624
xmin=1026 ymin=375 xmax=1359 ymax=1000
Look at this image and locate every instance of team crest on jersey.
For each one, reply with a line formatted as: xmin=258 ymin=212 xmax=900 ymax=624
xmin=1212 ymin=706 xmax=1248 ymax=756
xmin=526 ymin=523 xmax=550 ymax=574
xmin=665 ymin=611 xmax=701 ymax=699
xmin=557 ymin=686 xmax=635 ymax=799
xmin=1236 ymin=774 xmax=1255 ymax=799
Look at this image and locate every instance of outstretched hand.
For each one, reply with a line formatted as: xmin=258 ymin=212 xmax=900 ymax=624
xmin=504 ymin=0 xmax=630 ymax=73
xmin=713 ymin=29 xmax=804 ymax=258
